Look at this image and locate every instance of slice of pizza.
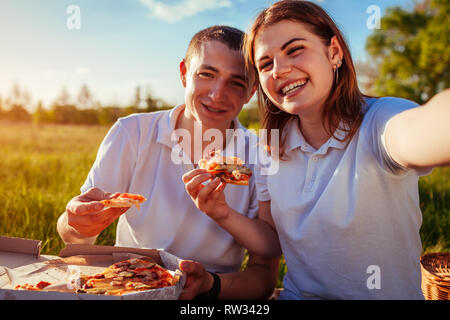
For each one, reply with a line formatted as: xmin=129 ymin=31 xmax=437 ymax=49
xmin=101 ymin=193 xmax=147 ymax=209
xmin=198 ymin=151 xmax=252 ymax=186
xmin=15 ymin=281 xmax=52 ymax=291
xmin=76 ymin=257 xmax=178 ymax=295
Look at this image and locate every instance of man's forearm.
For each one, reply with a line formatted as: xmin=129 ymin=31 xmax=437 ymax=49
xmin=56 ymin=212 xmax=97 ymax=245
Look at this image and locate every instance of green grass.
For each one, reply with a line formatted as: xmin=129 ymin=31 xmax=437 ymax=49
xmin=0 ymin=123 xmax=115 ymax=254
xmin=0 ymin=123 xmax=449 ymax=289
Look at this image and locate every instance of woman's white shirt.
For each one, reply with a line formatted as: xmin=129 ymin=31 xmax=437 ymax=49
xmin=259 ymin=97 xmax=431 ymax=299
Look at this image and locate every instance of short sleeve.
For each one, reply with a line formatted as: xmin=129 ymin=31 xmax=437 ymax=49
xmin=253 ymin=151 xmax=271 ymax=202
xmin=362 ymin=97 xmax=431 ymax=176
xmin=81 ymin=119 xmax=138 ymax=194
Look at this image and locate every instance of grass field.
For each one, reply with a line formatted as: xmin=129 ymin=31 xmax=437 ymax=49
xmin=0 ymin=122 xmax=449 ymax=289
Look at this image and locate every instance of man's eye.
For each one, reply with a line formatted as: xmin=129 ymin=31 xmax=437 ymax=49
xmin=231 ymin=81 xmax=246 ymax=88
xmin=199 ymin=72 xmax=213 ymax=78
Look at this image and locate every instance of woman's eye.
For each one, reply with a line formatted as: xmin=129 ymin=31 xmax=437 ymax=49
xmin=287 ymin=46 xmax=304 ymax=55
xmin=259 ymin=61 xmax=273 ymax=71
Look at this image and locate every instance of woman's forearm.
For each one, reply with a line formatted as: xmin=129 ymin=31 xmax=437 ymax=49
xmin=217 ymin=208 xmax=282 ymax=258
xmin=218 ymin=253 xmax=280 ymax=299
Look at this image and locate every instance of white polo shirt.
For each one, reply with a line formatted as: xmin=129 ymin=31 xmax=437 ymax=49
xmin=81 ymin=105 xmax=262 ymax=273
xmin=258 ymin=97 xmax=431 ymax=299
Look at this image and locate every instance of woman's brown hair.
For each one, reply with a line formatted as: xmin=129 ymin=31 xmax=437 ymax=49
xmin=244 ymin=0 xmax=366 ymax=157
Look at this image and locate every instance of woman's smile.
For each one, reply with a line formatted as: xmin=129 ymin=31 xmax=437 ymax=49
xmin=280 ymin=78 xmax=308 ymax=97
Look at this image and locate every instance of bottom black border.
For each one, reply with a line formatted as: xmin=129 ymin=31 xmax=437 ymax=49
xmin=1 ymin=299 xmax=448 ymax=319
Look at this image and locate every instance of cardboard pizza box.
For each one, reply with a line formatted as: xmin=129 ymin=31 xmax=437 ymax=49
xmin=0 ymin=235 xmax=186 ymax=300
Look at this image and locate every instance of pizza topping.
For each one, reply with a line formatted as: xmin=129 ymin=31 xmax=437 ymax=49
xmin=77 ymin=258 xmax=176 ymax=295
xmin=15 ymin=281 xmax=52 ymax=291
xmin=118 ymin=271 xmax=135 ymax=278
xmin=198 ymin=152 xmax=252 ymax=185
xmin=232 ymin=170 xmax=250 ymax=181
xmin=101 ymin=193 xmax=147 ymax=209
xmin=14 ymin=258 xmax=175 ymax=296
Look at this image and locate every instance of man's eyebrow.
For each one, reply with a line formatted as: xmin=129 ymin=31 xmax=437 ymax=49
xmin=257 ymin=37 xmax=306 ymax=63
xmin=200 ymin=64 xmax=248 ymax=82
xmin=231 ymin=73 xmax=248 ymax=82
xmin=200 ymin=64 xmax=219 ymax=72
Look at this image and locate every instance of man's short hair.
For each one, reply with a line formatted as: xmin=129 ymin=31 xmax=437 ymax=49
xmin=184 ymin=25 xmax=245 ymax=67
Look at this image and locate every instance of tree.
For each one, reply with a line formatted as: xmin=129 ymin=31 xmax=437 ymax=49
xmin=5 ymin=105 xmax=32 ymax=122
xmin=365 ymin=0 xmax=450 ymax=103
xmin=54 ymin=86 xmax=71 ymax=106
xmin=0 ymin=96 xmax=3 ymax=119
xmin=5 ymin=83 xmax=32 ymax=111
xmin=1 ymin=83 xmax=32 ymax=122
xmin=134 ymin=85 xmax=142 ymax=108
xmin=33 ymin=100 xmax=51 ymax=124
xmin=77 ymin=84 xmax=93 ymax=109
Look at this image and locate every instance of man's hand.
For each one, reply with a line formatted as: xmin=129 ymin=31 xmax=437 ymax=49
xmin=182 ymin=169 xmax=230 ymax=222
xmin=65 ymin=187 xmax=129 ymax=237
xmin=178 ymin=260 xmax=214 ymax=300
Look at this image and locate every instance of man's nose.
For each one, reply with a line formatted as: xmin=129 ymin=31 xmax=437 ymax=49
xmin=208 ymin=79 xmax=227 ymax=102
xmin=273 ymin=57 xmax=291 ymax=80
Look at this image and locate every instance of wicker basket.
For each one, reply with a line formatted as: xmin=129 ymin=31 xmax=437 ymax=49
xmin=420 ymin=253 xmax=450 ymax=300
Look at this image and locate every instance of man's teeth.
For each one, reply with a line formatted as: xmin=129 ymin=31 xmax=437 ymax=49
xmin=205 ymin=105 xmax=224 ymax=113
xmin=282 ymin=80 xmax=307 ymax=95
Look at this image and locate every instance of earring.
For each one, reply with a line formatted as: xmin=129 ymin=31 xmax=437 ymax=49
xmin=334 ymin=60 xmax=342 ymax=85
xmin=265 ymin=98 xmax=282 ymax=115
xmin=267 ymin=106 xmax=282 ymax=115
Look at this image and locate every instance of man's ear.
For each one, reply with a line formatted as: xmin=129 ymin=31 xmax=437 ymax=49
xmin=328 ymin=35 xmax=343 ymax=66
xmin=180 ymin=59 xmax=187 ymax=88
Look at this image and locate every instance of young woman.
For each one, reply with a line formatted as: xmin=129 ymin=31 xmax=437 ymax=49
xmin=183 ymin=0 xmax=450 ymax=299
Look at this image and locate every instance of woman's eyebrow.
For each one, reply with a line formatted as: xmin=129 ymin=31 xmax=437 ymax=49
xmin=281 ymin=37 xmax=306 ymax=50
xmin=256 ymin=37 xmax=306 ymax=63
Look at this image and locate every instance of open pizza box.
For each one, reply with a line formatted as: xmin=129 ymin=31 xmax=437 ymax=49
xmin=0 ymin=235 xmax=186 ymax=300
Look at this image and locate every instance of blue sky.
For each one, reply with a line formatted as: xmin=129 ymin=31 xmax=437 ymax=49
xmin=0 ymin=0 xmax=415 ymax=109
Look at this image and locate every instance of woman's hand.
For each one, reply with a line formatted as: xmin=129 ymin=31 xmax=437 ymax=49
xmin=182 ymin=168 xmax=231 ymax=222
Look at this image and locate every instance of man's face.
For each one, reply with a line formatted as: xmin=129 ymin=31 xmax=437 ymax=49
xmin=180 ymin=40 xmax=255 ymax=131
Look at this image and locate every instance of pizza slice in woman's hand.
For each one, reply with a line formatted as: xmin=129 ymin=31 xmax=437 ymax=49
xmin=198 ymin=151 xmax=252 ymax=186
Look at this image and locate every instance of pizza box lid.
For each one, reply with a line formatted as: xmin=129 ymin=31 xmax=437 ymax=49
xmin=0 ymin=235 xmax=41 ymax=268
xmin=0 ymin=236 xmax=186 ymax=300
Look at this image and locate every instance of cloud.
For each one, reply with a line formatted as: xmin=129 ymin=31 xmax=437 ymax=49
xmin=75 ymin=67 xmax=90 ymax=75
xmin=139 ymin=0 xmax=232 ymax=23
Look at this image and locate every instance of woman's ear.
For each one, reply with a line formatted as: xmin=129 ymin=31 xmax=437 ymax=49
xmin=180 ymin=59 xmax=187 ymax=88
xmin=328 ymin=35 xmax=343 ymax=67
xmin=245 ymin=84 xmax=257 ymax=104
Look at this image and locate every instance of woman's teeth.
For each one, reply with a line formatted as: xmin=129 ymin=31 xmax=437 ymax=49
xmin=281 ymin=79 xmax=307 ymax=95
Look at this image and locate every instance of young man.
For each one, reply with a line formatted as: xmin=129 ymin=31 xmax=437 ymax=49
xmin=57 ymin=25 xmax=279 ymax=299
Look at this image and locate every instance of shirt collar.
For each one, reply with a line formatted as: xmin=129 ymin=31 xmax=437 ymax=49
xmin=284 ymin=118 xmax=349 ymax=154
xmin=156 ymin=104 xmax=184 ymax=147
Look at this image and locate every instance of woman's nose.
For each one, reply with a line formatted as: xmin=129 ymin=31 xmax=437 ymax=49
xmin=272 ymin=57 xmax=291 ymax=79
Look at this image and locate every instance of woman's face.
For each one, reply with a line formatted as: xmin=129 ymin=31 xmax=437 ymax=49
xmin=254 ymin=20 xmax=340 ymax=119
